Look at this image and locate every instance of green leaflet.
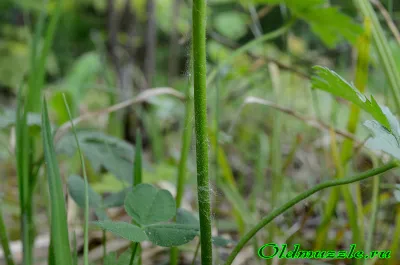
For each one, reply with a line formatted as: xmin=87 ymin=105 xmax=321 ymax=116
xmin=312 ymin=66 xmax=391 ymax=130
xmin=93 ymin=221 xmax=148 ymax=242
xmin=144 ymin=224 xmax=199 ymax=247
xmin=124 ymin=184 xmax=176 ymax=226
xmin=95 ymin=184 xmax=198 ymax=247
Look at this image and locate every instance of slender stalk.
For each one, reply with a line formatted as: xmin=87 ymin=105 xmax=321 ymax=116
xmin=192 ymin=0 xmax=212 ymax=264
xmin=0 ymin=204 xmax=15 ymax=265
xmin=41 ymin=99 xmax=72 ymax=265
xmin=129 ymin=130 xmax=143 ymax=265
xmin=224 ymin=161 xmax=399 ymax=265
xmin=63 ymin=95 xmax=89 ymax=265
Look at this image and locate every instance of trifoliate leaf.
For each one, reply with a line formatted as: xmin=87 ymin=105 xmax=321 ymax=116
xmin=124 ymin=184 xmax=176 ymax=225
xmin=93 ymin=221 xmax=148 ymax=242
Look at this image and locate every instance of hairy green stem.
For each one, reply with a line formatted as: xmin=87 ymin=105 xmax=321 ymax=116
xmin=224 ymin=161 xmax=398 ymax=265
xmin=192 ymin=0 xmax=212 ymax=264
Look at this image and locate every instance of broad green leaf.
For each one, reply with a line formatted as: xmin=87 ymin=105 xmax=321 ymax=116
xmin=42 ymin=98 xmax=72 ymax=265
xmin=103 ymin=188 xmax=129 ymax=208
xmin=144 ymin=223 xmax=199 ymax=247
xmin=312 ymin=66 xmax=391 ymax=130
xmin=93 ymin=221 xmax=148 ymax=242
xmin=176 ymin=208 xmax=200 ymax=226
xmin=67 ymin=175 xmax=102 ymax=208
xmin=124 ymin=184 xmax=176 ymax=225
xmin=214 ymin=11 xmax=248 ymax=40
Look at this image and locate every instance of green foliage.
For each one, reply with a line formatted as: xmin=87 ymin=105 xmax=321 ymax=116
xmin=94 ymin=183 xmax=198 ymax=247
xmin=57 ymin=131 xmax=135 ymax=182
xmin=312 ymin=66 xmax=400 ymax=161
xmin=144 ymin=223 xmax=199 ymax=247
xmin=124 ymin=184 xmax=176 ymax=226
xmin=312 ymin=66 xmax=391 ymax=129
xmin=94 ymin=221 xmax=148 ymax=242
xmin=41 ymin=98 xmax=72 ymax=265
xmin=251 ymin=0 xmax=362 ymax=47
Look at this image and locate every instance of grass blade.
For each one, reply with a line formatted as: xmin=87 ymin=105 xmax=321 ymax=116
xmin=62 ymin=95 xmax=89 ymax=265
xmin=42 ymin=98 xmax=72 ymax=265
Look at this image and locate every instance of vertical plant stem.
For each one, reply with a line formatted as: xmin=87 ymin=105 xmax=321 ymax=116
xmin=192 ymin=0 xmax=212 ymax=264
xmin=129 ymin=130 xmax=143 ymax=265
xmin=63 ymin=95 xmax=89 ymax=265
xmin=0 ymin=204 xmax=15 ymax=265
xmin=42 ymin=99 xmax=72 ymax=265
